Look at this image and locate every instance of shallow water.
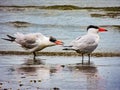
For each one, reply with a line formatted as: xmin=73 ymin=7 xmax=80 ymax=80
xmin=0 ymin=55 xmax=120 ymax=90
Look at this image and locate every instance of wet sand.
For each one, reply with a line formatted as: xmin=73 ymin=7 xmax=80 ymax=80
xmin=0 ymin=55 xmax=120 ymax=90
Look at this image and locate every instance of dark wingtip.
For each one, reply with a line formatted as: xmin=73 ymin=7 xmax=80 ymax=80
xmin=1 ymin=38 xmax=13 ymax=42
xmin=63 ymin=45 xmax=72 ymax=47
xmin=7 ymin=35 xmax=16 ymax=39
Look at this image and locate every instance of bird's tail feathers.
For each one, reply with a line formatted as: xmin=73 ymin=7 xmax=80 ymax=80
xmin=1 ymin=35 xmax=16 ymax=42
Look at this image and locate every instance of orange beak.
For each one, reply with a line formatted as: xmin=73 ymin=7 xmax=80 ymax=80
xmin=99 ymin=28 xmax=108 ymax=32
xmin=55 ymin=40 xmax=64 ymax=45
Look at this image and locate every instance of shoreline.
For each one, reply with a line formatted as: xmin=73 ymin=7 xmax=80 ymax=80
xmin=0 ymin=51 xmax=120 ymax=57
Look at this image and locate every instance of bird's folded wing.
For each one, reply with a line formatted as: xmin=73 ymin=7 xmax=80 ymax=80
xmin=19 ymin=38 xmax=37 ymax=49
xmin=15 ymin=33 xmax=44 ymax=49
xmin=72 ymin=35 xmax=97 ymax=51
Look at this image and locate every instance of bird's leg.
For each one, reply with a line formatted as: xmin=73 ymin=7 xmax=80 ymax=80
xmin=88 ymin=54 xmax=91 ymax=64
xmin=82 ymin=53 xmax=84 ymax=64
xmin=33 ymin=52 xmax=36 ymax=60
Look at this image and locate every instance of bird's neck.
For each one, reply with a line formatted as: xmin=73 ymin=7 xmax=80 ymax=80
xmin=88 ymin=31 xmax=98 ymax=34
xmin=87 ymin=32 xmax=98 ymax=35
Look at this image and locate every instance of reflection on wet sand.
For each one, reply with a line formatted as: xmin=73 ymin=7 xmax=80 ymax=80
xmin=67 ymin=62 xmax=104 ymax=90
xmin=17 ymin=58 xmax=62 ymax=80
xmin=6 ymin=58 xmax=62 ymax=89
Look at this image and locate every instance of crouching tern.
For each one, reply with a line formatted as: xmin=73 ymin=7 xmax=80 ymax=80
xmin=2 ymin=32 xmax=63 ymax=59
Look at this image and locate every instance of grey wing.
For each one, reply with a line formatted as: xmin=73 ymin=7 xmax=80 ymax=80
xmin=21 ymin=38 xmax=37 ymax=49
xmin=72 ymin=35 xmax=98 ymax=53
xmin=15 ymin=34 xmax=39 ymax=49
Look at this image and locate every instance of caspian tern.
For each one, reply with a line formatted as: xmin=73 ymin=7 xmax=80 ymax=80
xmin=63 ymin=25 xmax=108 ymax=64
xmin=2 ymin=32 xmax=63 ymax=59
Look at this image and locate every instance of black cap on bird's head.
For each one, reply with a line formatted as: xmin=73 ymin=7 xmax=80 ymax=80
xmin=49 ymin=36 xmax=63 ymax=45
xmin=50 ymin=36 xmax=57 ymax=42
xmin=87 ymin=25 xmax=99 ymax=31
xmin=87 ymin=25 xmax=108 ymax=32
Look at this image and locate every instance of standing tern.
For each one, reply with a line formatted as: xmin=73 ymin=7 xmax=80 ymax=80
xmin=2 ymin=32 xmax=63 ymax=59
xmin=63 ymin=25 xmax=108 ymax=64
